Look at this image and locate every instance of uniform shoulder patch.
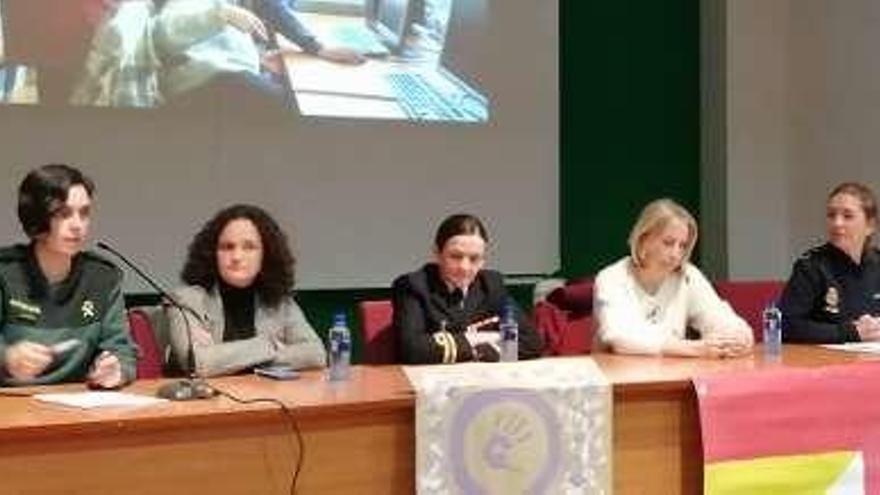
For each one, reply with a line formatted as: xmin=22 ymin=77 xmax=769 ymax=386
xmin=799 ymin=245 xmax=825 ymax=260
xmin=79 ymin=251 xmax=124 ymax=285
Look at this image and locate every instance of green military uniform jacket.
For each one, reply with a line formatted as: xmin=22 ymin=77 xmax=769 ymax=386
xmin=0 ymin=244 xmax=137 ymax=385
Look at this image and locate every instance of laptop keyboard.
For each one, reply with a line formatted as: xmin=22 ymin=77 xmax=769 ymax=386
xmin=386 ymin=72 xmax=470 ymax=122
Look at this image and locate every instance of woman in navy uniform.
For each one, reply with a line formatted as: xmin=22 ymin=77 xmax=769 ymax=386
xmin=0 ymin=164 xmax=136 ymax=387
xmin=780 ymin=182 xmax=880 ymax=343
xmin=392 ymin=213 xmax=543 ymax=364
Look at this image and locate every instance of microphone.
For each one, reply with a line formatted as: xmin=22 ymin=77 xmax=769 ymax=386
xmin=97 ymin=240 xmax=216 ymax=401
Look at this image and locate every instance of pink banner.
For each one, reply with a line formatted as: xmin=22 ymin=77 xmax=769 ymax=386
xmin=694 ymin=361 xmax=880 ymax=493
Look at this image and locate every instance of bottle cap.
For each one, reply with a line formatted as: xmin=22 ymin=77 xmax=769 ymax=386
xmin=334 ymin=312 xmax=347 ymax=327
xmin=503 ymin=302 xmax=515 ymax=320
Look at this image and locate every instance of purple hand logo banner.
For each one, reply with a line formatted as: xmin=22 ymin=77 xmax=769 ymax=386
xmin=404 ymin=358 xmax=611 ymax=494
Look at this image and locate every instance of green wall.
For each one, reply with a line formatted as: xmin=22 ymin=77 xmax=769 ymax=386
xmin=560 ymin=0 xmax=701 ymax=278
xmin=128 ymin=2 xmax=701 ymax=363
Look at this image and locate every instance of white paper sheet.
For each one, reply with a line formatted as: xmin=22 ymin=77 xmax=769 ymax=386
xmin=295 ymin=92 xmax=405 ymax=119
xmin=34 ymin=391 xmax=168 ymax=409
xmin=820 ymin=342 xmax=880 ymax=354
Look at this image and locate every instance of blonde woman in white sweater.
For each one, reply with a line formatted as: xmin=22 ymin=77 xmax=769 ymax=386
xmin=595 ymin=199 xmax=753 ymax=358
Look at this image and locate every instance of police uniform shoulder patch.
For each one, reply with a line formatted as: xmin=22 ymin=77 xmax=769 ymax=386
xmin=824 ymin=286 xmax=840 ymax=314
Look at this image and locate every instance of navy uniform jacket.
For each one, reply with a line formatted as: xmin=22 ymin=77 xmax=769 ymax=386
xmin=0 ymin=244 xmax=137 ymax=385
xmin=392 ymin=263 xmax=543 ymax=364
xmin=780 ymin=243 xmax=880 ymax=343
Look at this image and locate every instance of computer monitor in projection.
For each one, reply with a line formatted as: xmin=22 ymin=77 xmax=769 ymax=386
xmin=0 ymin=0 xmax=558 ymax=290
xmin=370 ymin=0 xmax=413 ymax=50
xmin=0 ymin=0 xmax=492 ymax=124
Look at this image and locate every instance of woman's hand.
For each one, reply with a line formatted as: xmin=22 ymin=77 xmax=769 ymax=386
xmin=465 ymin=330 xmax=501 ymax=348
xmin=660 ymin=334 xmax=751 ymax=359
xmin=316 ymin=47 xmax=366 ymax=65
xmin=854 ymin=315 xmax=880 ymax=341
xmin=4 ymin=341 xmax=53 ymax=380
xmin=703 ymin=334 xmax=753 ymax=359
xmin=87 ymin=351 xmax=123 ymax=389
xmin=261 ymin=49 xmax=287 ymax=75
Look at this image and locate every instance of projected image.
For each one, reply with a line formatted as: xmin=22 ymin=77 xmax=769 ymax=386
xmin=0 ymin=0 xmax=490 ymax=123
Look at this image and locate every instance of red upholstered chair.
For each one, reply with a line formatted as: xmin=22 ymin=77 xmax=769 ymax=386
xmin=127 ymin=308 xmax=164 ymax=379
xmin=534 ymin=279 xmax=595 ymax=355
xmin=714 ymin=280 xmax=785 ymax=343
xmin=358 ymin=300 xmax=396 ymax=364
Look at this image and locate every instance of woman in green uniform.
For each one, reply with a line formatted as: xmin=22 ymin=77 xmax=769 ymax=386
xmin=0 ymin=164 xmax=136 ymax=387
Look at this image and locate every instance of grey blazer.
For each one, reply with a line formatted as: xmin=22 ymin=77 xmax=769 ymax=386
xmin=167 ymin=285 xmax=327 ymax=377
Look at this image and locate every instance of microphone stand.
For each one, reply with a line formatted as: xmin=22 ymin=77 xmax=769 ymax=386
xmin=97 ymin=241 xmax=216 ymax=401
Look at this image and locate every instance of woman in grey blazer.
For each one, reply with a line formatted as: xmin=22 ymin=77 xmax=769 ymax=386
xmin=168 ymin=204 xmax=326 ymax=377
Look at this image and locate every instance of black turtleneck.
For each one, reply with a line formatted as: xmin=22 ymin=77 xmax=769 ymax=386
xmin=219 ymin=282 xmax=256 ymax=342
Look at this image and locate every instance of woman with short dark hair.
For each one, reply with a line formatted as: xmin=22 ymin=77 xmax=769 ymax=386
xmin=392 ymin=213 xmax=543 ymax=364
xmin=168 ymin=204 xmax=325 ymax=376
xmin=0 ymin=164 xmax=136 ymax=387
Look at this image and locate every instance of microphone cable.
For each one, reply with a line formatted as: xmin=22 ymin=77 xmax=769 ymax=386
xmin=211 ymin=385 xmax=305 ymax=495
xmin=96 ymin=240 xmax=304 ymax=493
xmin=96 ymin=240 xmax=214 ymax=400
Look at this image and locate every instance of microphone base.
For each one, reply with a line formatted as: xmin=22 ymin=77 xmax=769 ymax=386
xmin=157 ymin=378 xmax=217 ymax=401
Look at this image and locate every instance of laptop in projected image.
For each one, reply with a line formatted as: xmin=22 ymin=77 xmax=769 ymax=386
xmin=323 ymin=0 xmax=414 ymax=57
xmin=384 ymin=0 xmax=490 ymax=122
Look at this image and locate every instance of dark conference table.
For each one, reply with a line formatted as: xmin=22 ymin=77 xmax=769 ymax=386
xmin=0 ymin=346 xmax=871 ymax=494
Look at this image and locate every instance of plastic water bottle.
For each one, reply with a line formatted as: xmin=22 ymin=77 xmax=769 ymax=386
xmin=499 ymin=303 xmax=519 ymax=362
xmin=762 ymin=302 xmax=783 ymax=359
xmin=327 ymin=313 xmax=351 ymax=381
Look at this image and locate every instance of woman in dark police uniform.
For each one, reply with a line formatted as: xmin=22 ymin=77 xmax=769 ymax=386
xmin=781 ymin=182 xmax=880 ymax=343
xmin=392 ymin=213 xmax=543 ymax=364
xmin=0 ymin=164 xmax=136 ymax=387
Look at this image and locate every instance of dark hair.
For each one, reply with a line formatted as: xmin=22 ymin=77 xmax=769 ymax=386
xmin=18 ymin=164 xmax=95 ymax=238
xmin=829 ymin=181 xmax=878 ymax=245
xmin=181 ymin=204 xmax=295 ymax=307
xmin=433 ymin=213 xmax=490 ymax=252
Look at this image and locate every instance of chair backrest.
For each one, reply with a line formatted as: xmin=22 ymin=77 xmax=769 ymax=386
xmin=714 ymin=280 xmax=785 ymax=342
xmin=358 ymin=300 xmax=396 ymax=364
xmin=535 ymin=279 xmax=595 ymax=355
xmin=127 ymin=307 xmax=163 ymax=379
